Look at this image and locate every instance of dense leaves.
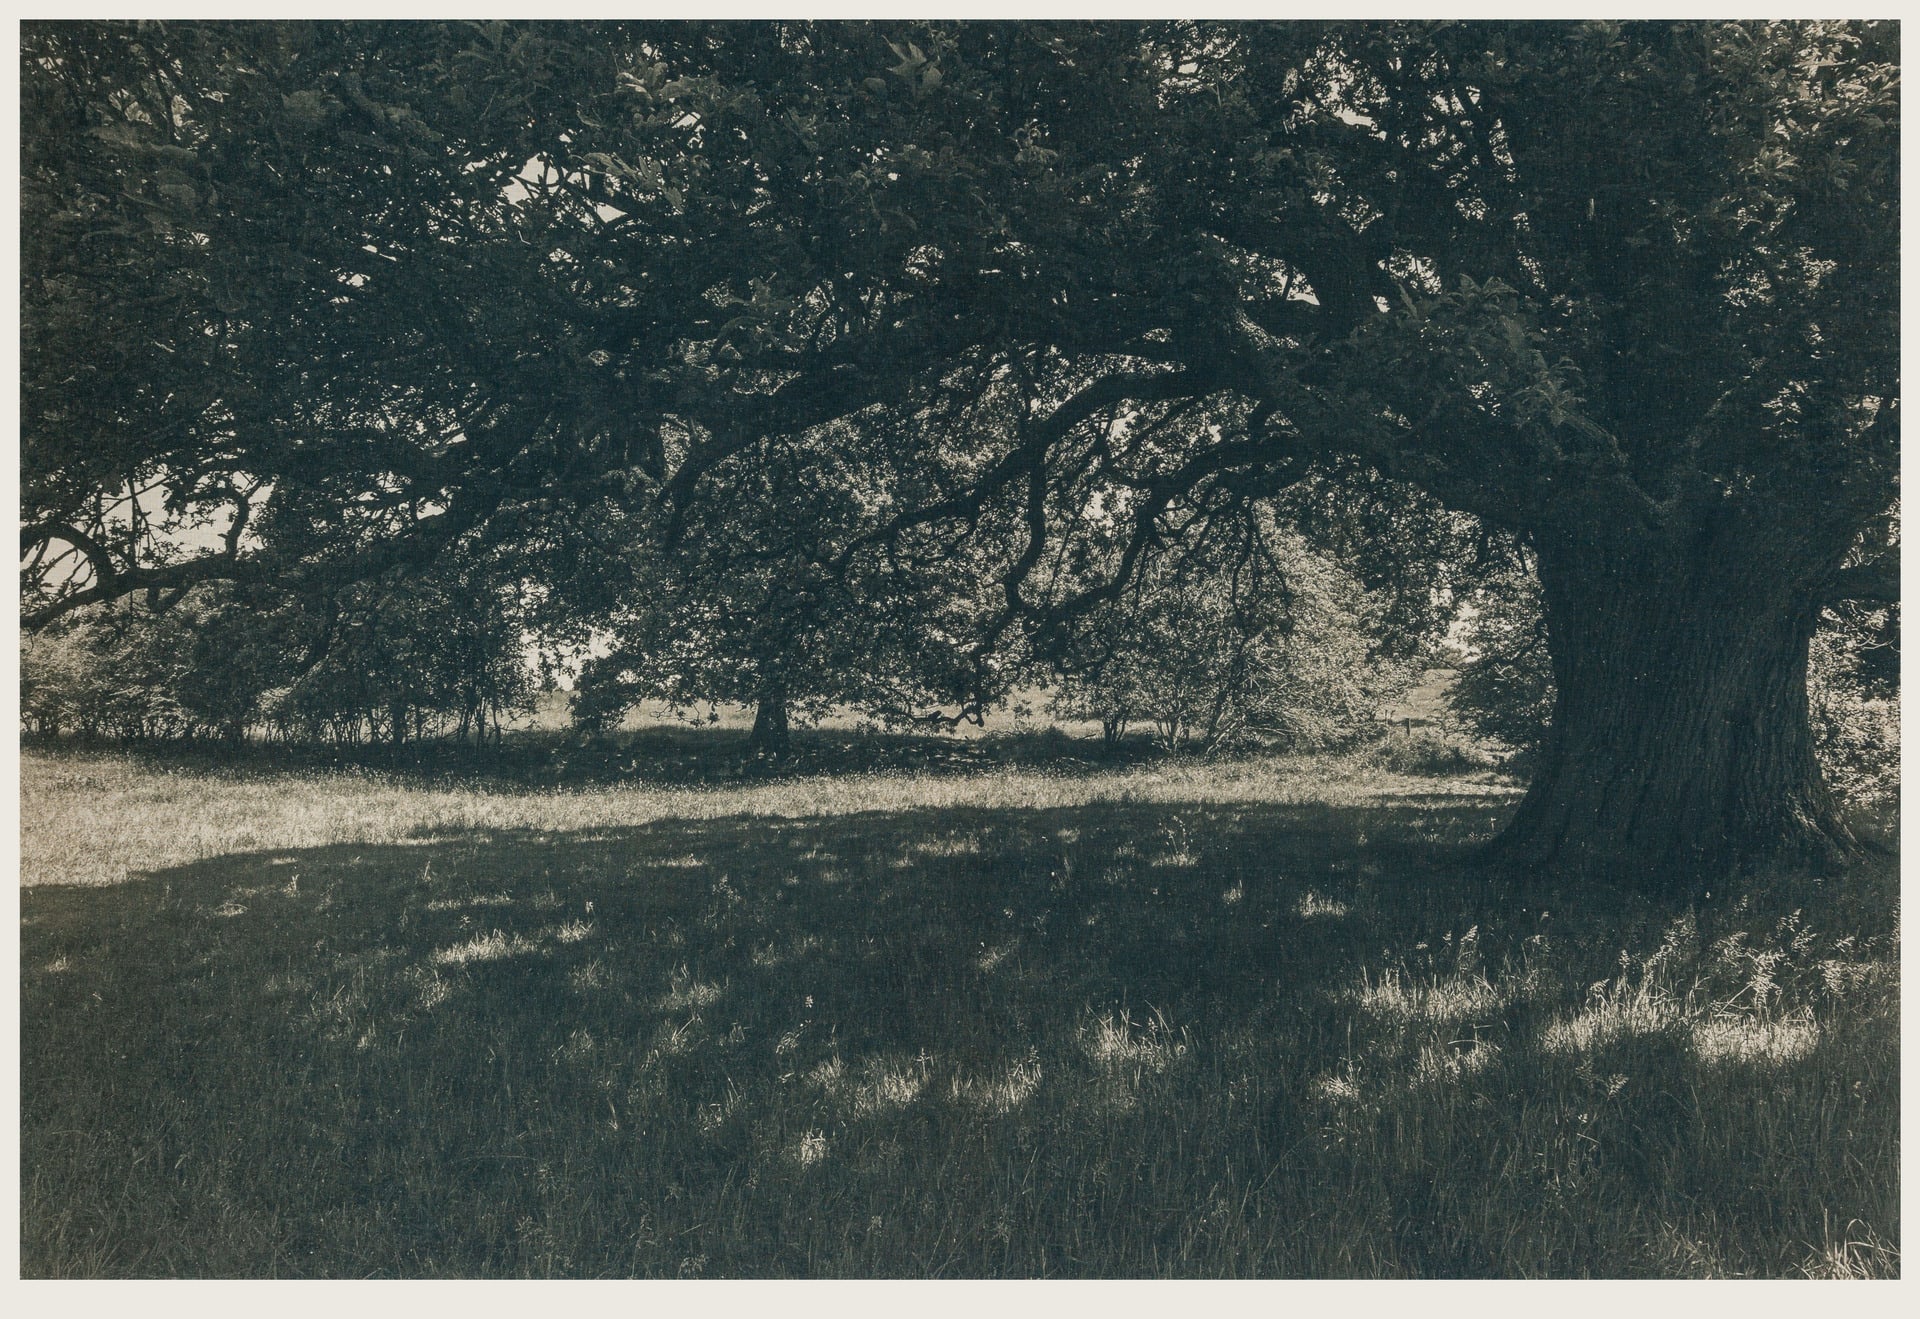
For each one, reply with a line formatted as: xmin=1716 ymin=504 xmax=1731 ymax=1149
xmin=21 ymin=548 xmax=538 ymax=746
xmin=561 ymin=419 xmax=1017 ymax=748
xmin=1049 ymin=507 xmax=1415 ymax=752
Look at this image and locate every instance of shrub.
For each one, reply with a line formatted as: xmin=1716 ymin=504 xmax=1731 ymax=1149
xmin=1807 ymin=604 xmax=1900 ymax=814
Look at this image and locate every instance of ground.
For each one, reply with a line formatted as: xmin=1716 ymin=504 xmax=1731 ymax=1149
xmin=17 ymin=733 xmax=1900 ymax=1278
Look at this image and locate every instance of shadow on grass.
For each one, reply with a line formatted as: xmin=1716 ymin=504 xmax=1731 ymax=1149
xmin=21 ymin=792 xmax=1899 ymax=1279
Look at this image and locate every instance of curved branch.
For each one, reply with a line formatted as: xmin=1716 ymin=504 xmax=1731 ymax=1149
xmin=22 ymin=550 xmax=259 ymax=630
xmin=20 ymin=520 xmax=124 ymax=596
xmin=838 ymin=365 xmax=1218 ymax=569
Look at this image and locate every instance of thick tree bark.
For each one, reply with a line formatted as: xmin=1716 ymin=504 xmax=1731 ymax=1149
xmin=748 ymin=684 xmax=791 ymax=757
xmin=1488 ymin=531 xmax=1855 ymax=887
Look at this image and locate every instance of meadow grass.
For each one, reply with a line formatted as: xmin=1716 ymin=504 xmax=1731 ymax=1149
xmin=18 ymin=738 xmax=1899 ymax=1277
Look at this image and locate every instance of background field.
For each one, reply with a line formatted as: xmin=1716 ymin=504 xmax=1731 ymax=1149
xmin=19 ymin=736 xmax=1899 ymax=1278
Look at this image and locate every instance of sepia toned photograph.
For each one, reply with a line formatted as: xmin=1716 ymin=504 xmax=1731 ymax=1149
xmin=17 ymin=17 xmax=1899 ymax=1279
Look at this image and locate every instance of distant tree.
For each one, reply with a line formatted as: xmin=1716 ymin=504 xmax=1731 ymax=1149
xmin=564 ymin=433 xmax=868 ymax=754
xmin=1448 ymin=555 xmax=1556 ymax=762
xmin=564 ymin=419 xmax=1020 ymax=754
xmin=260 ymin=550 xmax=537 ymax=746
xmin=1051 ymin=510 xmax=1415 ymax=752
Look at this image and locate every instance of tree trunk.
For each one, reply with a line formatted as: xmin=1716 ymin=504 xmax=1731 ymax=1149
xmin=748 ymin=684 xmax=791 ymax=757
xmin=1489 ymin=533 xmax=1854 ymax=888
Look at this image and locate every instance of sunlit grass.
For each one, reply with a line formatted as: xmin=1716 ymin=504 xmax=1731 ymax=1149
xmin=18 ymin=741 xmax=1898 ymax=1278
xmin=1295 ymin=890 xmax=1349 ymax=919
xmin=431 ymin=929 xmax=542 ymax=967
xmin=19 ymin=742 xmax=1514 ymax=890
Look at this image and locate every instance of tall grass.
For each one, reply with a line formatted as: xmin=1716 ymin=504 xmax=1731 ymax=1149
xmin=19 ymin=743 xmax=1898 ymax=1277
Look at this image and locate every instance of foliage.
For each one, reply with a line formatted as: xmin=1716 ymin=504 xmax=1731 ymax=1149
xmin=1448 ymin=556 xmax=1556 ymax=761
xmin=1807 ymin=603 xmax=1900 ymax=813
xmin=561 ymin=421 xmax=1018 ymax=748
xmin=20 ymin=549 xmax=537 ymax=746
xmin=26 ymin=19 xmax=1896 ymax=606
xmin=1050 ymin=512 xmax=1416 ymax=751
xmin=20 ymin=610 xmax=190 ymax=741
xmin=264 ymin=557 xmax=538 ymax=746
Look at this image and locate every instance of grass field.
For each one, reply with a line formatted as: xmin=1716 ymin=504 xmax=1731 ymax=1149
xmin=18 ymin=736 xmax=1900 ymax=1277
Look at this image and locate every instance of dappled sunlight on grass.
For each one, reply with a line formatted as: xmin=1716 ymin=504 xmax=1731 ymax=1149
xmin=1537 ymin=908 xmax=1846 ymax=1076
xmin=1541 ymin=997 xmax=1677 ymax=1054
xmin=788 ymin=1131 xmax=832 ymax=1170
xmin=19 ymin=743 xmax=1518 ymax=890
xmin=911 ymin=835 xmax=982 ymax=857
xmin=1079 ymin=1009 xmax=1191 ymax=1115
xmin=974 ymin=941 xmax=1017 ymax=974
xmin=432 ymin=930 xmax=542 ymax=966
xmin=806 ymin=1052 xmax=931 ymax=1121
xmin=1080 ymin=1009 xmax=1190 ymax=1075
xmin=1310 ymin=1072 xmax=1363 ymax=1104
xmin=1346 ymin=925 xmax=1528 ymax=1030
xmin=18 ymin=746 xmax=1899 ymax=1278
xmin=1690 ymin=1014 xmax=1821 ymax=1067
xmin=1294 ymin=891 xmax=1349 ymax=919
xmin=749 ymin=932 xmax=825 ymax=969
xmin=848 ymin=1060 xmax=929 ymax=1119
xmin=425 ymin=890 xmax=514 ymax=911
xmin=1351 ymin=967 xmax=1508 ymax=1025
xmin=948 ymin=1055 xmax=1045 ymax=1116
xmin=1799 ymin=1220 xmax=1901 ymax=1279
xmin=1412 ymin=1038 xmax=1502 ymax=1085
xmin=658 ymin=970 xmax=726 ymax=1012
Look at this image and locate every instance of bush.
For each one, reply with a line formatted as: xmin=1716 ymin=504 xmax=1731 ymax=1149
xmin=22 ymin=550 xmax=538 ymax=748
xmin=20 ymin=609 xmax=193 ymax=740
xmin=1808 ymin=604 xmax=1899 ymax=813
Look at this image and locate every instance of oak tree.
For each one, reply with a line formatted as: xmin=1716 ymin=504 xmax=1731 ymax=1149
xmin=21 ymin=20 xmax=1898 ymax=886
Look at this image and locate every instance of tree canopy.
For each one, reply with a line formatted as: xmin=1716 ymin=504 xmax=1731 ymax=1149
xmin=20 ymin=19 xmax=1899 ymax=884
